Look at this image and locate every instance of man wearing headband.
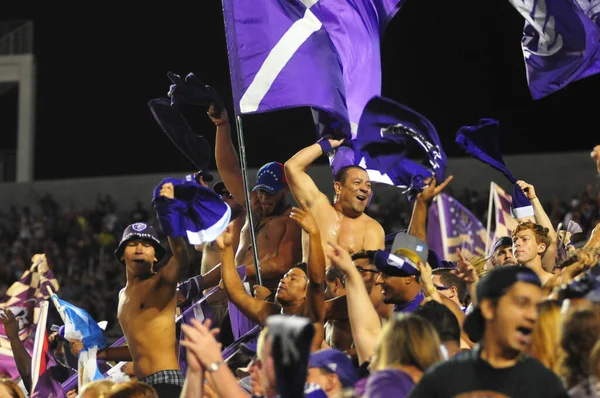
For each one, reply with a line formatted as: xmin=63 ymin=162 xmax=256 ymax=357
xmin=202 ymin=108 xmax=302 ymax=292
xmin=284 ymin=138 xmax=385 ymax=265
xmin=99 ymin=182 xmax=191 ymax=397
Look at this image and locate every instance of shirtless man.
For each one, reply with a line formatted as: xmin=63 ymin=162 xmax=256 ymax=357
xmin=284 ymin=138 xmax=385 ymax=264
xmin=201 ymin=108 xmax=302 ymax=291
xmin=99 ymin=182 xmax=190 ymax=398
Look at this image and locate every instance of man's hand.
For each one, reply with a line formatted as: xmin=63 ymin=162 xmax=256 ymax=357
xmin=215 ymin=226 xmax=233 ymax=250
xmin=69 ymin=340 xmax=84 ymax=358
xmin=208 ymin=104 xmax=229 ymax=126
xmin=176 ymin=289 xmax=187 ymax=307
xmin=516 ymin=180 xmax=537 ymax=200
xmin=253 ymin=285 xmax=272 ymax=301
xmin=180 ymin=319 xmax=223 ymax=369
xmin=417 ymin=175 xmax=453 ymax=203
xmin=0 ymin=309 xmax=20 ymax=340
xmin=451 ymin=248 xmax=479 ymax=285
xmin=159 ymin=182 xmax=175 ymax=200
xmin=591 ymin=145 xmax=600 ymax=175
xmin=167 ymin=72 xmax=224 ymax=114
xmin=289 ymin=206 xmax=319 ymax=236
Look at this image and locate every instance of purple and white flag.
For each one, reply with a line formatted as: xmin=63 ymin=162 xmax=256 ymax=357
xmin=508 ymin=0 xmax=600 ymax=99
xmin=222 ymin=0 xmax=405 ymax=174
xmin=427 ymin=193 xmax=490 ymax=262
xmin=355 ymin=95 xmax=447 ymax=198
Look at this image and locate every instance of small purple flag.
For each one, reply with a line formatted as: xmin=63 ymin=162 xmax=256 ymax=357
xmin=508 ymin=0 xmax=600 ymax=99
xmin=427 ymin=193 xmax=490 ymax=262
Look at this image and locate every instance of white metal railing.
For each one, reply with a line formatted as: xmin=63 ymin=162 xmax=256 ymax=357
xmin=0 ymin=20 xmax=33 ymax=55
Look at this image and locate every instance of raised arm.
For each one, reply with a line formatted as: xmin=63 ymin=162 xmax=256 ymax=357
xmin=1 ymin=310 xmax=32 ymax=393
xmin=217 ymin=227 xmax=277 ymax=325
xmin=284 ymin=139 xmax=344 ymax=209
xmin=289 ymin=206 xmax=326 ymax=323
xmin=516 ymin=180 xmax=556 ymax=272
xmin=408 ymin=176 xmax=453 ymax=242
xmin=153 ymin=182 xmax=190 ymax=286
xmin=326 ymin=241 xmax=381 ymax=365
xmin=209 ymin=107 xmax=249 ymax=208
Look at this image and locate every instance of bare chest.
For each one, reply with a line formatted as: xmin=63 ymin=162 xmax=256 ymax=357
xmin=239 ymin=216 xmax=287 ymax=249
xmin=319 ymin=213 xmax=369 ymax=255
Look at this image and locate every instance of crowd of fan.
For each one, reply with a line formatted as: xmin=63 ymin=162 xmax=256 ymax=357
xmin=0 ymin=179 xmax=598 ymax=343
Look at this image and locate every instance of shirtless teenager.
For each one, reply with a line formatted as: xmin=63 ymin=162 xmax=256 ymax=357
xmin=99 ymin=182 xmax=190 ymax=398
xmin=200 ymin=108 xmax=302 ymax=292
xmin=284 ymin=138 xmax=385 ymax=264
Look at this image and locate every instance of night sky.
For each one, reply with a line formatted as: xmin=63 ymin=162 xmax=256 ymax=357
xmin=1 ymin=1 xmax=598 ymax=181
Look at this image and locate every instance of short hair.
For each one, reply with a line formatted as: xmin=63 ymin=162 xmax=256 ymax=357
xmin=292 ymin=262 xmax=309 ymax=280
xmin=107 ymin=381 xmax=159 ymax=398
xmin=512 ymin=221 xmax=552 ymax=257
xmin=351 ymin=250 xmax=376 ymax=263
xmin=413 ymin=301 xmax=461 ymax=343
xmin=79 ymin=379 xmax=116 ymax=398
xmin=326 ymin=266 xmax=346 ymax=287
xmin=431 ymin=268 xmax=468 ymax=305
xmin=334 ymin=165 xmax=367 ymax=184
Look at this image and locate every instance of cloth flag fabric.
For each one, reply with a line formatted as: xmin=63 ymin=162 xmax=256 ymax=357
xmin=222 ymin=0 xmax=405 ymax=175
xmin=485 ymin=182 xmax=520 ymax=254
xmin=455 ymin=118 xmax=533 ymax=218
xmin=355 ymin=95 xmax=447 ymax=199
xmin=508 ymin=0 xmax=600 ymax=99
xmin=153 ymin=177 xmax=231 ymax=245
xmin=49 ymin=295 xmax=106 ymax=385
xmin=427 ymin=193 xmax=491 ymax=262
xmin=0 ymin=254 xmax=59 ymax=382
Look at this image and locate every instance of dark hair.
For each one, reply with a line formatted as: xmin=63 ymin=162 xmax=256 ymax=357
xmin=431 ymin=268 xmax=468 ymax=305
xmin=413 ymin=301 xmax=461 ymax=343
xmin=326 ymin=266 xmax=346 ymax=287
xmin=292 ymin=262 xmax=309 ymax=279
xmin=351 ymin=250 xmax=376 ymax=263
xmin=334 ymin=165 xmax=367 ymax=184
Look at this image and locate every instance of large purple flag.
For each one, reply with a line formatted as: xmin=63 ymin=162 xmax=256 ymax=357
xmin=427 ymin=193 xmax=490 ymax=262
xmin=222 ymin=0 xmax=404 ymax=141
xmin=508 ymin=0 xmax=600 ymax=99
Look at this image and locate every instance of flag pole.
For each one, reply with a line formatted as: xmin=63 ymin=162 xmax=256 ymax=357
xmin=485 ymin=181 xmax=495 ymax=254
xmin=234 ymin=114 xmax=263 ymax=286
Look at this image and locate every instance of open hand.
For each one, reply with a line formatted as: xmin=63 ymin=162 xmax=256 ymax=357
xmin=0 ymin=309 xmax=19 ymax=340
xmin=289 ymin=206 xmax=319 ymax=236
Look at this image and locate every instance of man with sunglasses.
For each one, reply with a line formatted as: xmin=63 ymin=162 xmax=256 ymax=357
xmin=431 ymin=267 xmax=468 ymax=311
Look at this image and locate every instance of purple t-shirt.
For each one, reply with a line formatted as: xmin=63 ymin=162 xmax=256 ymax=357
xmin=364 ymin=369 xmax=415 ymax=398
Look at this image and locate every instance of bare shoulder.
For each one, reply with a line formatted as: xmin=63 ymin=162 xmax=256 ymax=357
xmin=364 ymin=213 xmax=384 ymax=234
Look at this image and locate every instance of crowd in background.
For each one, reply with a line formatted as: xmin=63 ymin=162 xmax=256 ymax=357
xmin=0 ymin=178 xmax=598 ymax=344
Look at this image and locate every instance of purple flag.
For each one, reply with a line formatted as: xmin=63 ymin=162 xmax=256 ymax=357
xmin=222 ymin=0 xmax=406 ymax=174
xmin=223 ymin=0 xmax=349 ymax=129
xmin=508 ymin=0 xmax=600 ymax=99
xmin=427 ymin=193 xmax=490 ymax=262
xmin=355 ymin=95 xmax=447 ymax=198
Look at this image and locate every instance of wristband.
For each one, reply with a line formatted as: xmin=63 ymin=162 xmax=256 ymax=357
xmin=317 ymin=139 xmax=333 ymax=155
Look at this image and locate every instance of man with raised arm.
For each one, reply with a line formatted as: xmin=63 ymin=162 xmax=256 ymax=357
xmin=284 ymin=138 xmax=385 ymax=264
xmin=200 ymin=107 xmax=302 ymax=292
xmin=218 ymin=205 xmax=326 ymax=352
xmin=100 ymin=181 xmax=191 ymax=398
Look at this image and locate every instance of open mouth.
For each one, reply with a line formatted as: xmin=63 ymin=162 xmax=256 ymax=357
xmin=356 ymin=195 xmax=366 ymax=202
xmin=515 ymin=326 xmax=533 ymax=344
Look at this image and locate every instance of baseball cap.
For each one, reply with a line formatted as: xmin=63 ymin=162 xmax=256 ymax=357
xmin=114 ymin=223 xmax=166 ymax=265
xmin=391 ymin=232 xmax=428 ymax=265
xmin=309 ymin=348 xmax=358 ymax=388
xmin=252 ymin=162 xmax=287 ymax=194
xmin=491 ymin=236 xmax=513 ymax=255
xmin=463 ymin=265 xmax=541 ymax=342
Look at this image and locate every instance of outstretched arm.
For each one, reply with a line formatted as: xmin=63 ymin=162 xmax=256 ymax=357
xmin=516 ymin=180 xmax=556 ymax=273
xmin=217 ymin=227 xmax=277 ymax=325
xmin=1 ymin=310 xmax=32 ymax=393
xmin=284 ymin=139 xmax=344 ymax=209
xmin=210 ymin=107 xmax=249 ymax=208
xmin=408 ymin=176 xmax=453 ymax=242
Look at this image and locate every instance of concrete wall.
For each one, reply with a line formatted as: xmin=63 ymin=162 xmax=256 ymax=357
xmin=0 ymin=150 xmax=596 ymax=212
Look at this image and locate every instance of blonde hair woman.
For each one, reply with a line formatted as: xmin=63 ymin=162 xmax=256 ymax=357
xmin=365 ymin=313 xmax=443 ymax=398
xmin=78 ymin=379 xmax=116 ymax=398
xmin=528 ymin=300 xmax=562 ymax=374
xmin=0 ymin=379 xmax=25 ymax=398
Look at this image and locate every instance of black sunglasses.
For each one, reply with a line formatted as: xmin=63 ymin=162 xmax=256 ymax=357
xmin=219 ymin=192 xmax=233 ymax=200
xmin=434 ymin=284 xmax=451 ymax=291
